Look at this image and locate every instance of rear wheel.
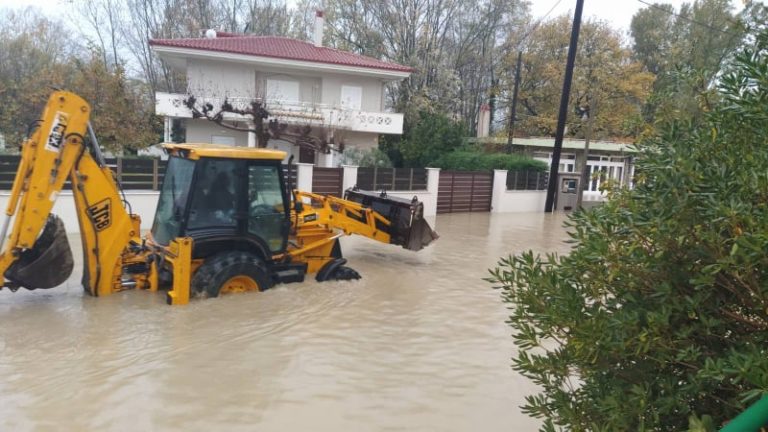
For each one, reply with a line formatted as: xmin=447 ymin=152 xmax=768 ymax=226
xmin=190 ymin=251 xmax=271 ymax=298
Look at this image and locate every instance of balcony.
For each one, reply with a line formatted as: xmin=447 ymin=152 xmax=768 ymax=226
xmin=156 ymin=92 xmax=404 ymax=135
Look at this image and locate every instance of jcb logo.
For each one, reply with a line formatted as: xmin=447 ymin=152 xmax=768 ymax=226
xmin=88 ymin=199 xmax=111 ymax=231
xmin=45 ymin=112 xmax=69 ymax=153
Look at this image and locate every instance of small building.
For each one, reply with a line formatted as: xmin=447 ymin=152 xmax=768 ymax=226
xmin=150 ymin=12 xmax=412 ymax=166
xmin=473 ymin=136 xmax=637 ymax=201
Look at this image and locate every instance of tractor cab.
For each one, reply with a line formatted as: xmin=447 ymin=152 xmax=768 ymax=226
xmin=150 ymin=144 xmax=291 ymax=263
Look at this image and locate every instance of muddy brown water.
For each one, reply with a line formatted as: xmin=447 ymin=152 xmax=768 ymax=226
xmin=0 ymin=212 xmax=570 ymax=431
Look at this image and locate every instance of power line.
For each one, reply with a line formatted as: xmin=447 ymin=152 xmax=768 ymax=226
xmin=517 ymin=0 xmax=565 ymax=47
xmin=635 ymin=0 xmax=742 ymax=38
xmin=540 ymin=0 xmax=566 ymax=23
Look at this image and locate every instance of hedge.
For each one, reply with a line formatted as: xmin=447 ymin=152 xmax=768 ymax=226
xmin=431 ymin=151 xmax=548 ymax=172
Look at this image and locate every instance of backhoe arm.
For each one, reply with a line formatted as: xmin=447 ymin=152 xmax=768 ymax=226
xmin=0 ymin=91 xmax=140 ymax=295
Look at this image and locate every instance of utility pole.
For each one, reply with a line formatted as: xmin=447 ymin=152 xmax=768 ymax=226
xmin=544 ymin=0 xmax=585 ymax=213
xmin=506 ymin=52 xmax=523 ymax=153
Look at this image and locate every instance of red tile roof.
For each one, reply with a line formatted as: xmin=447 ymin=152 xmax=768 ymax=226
xmin=149 ymin=34 xmax=413 ymax=73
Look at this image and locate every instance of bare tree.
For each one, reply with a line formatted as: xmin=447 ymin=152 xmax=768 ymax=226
xmin=183 ymin=95 xmax=346 ymax=155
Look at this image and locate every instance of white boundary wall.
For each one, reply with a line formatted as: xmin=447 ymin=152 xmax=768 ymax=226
xmin=338 ymin=166 xmax=439 ymax=217
xmin=0 ymin=191 xmax=160 ymax=234
xmin=490 ymin=170 xmax=547 ymax=213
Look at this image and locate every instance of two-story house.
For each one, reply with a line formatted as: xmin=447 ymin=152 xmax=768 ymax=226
xmin=150 ymin=12 xmax=412 ymax=166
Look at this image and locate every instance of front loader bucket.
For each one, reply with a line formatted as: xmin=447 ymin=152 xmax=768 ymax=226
xmin=5 ymin=215 xmax=74 ymax=289
xmin=344 ymin=189 xmax=439 ymax=251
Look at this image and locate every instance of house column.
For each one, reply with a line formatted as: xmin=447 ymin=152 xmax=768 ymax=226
xmin=163 ymin=117 xmax=172 ymax=143
xmin=247 ymin=122 xmax=256 ymax=148
xmin=295 ymin=163 xmax=314 ymax=193
xmin=422 ymin=167 xmax=440 ymax=217
xmin=318 ymin=150 xmax=336 ymax=167
xmin=491 ymin=169 xmax=508 ymax=213
xmin=342 ymin=165 xmax=358 ymax=191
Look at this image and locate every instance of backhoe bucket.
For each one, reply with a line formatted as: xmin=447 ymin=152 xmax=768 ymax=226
xmin=344 ymin=189 xmax=438 ymax=251
xmin=5 ymin=215 xmax=74 ymax=289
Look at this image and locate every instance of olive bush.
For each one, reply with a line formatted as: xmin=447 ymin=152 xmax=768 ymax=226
xmin=489 ymin=31 xmax=768 ymax=431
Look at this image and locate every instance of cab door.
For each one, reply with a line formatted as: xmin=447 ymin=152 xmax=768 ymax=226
xmin=247 ymin=162 xmax=289 ymax=254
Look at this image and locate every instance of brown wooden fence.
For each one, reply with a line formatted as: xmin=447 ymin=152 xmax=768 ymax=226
xmin=437 ymin=171 xmax=493 ymax=214
xmin=0 ymin=155 xmax=168 ymax=190
xmin=356 ymin=167 xmax=428 ymax=191
xmin=311 ymin=167 xmax=343 ymax=197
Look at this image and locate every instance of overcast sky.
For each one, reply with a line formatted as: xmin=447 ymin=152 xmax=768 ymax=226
xmin=0 ymin=0 xmax=759 ymax=34
xmin=531 ymin=0 xmax=694 ymax=34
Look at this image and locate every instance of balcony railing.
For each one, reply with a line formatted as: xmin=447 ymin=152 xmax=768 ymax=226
xmin=155 ymin=92 xmax=404 ymax=135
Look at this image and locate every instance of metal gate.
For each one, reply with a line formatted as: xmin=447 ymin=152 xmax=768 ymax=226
xmin=312 ymin=167 xmax=343 ymax=197
xmin=437 ymin=171 xmax=493 ymax=214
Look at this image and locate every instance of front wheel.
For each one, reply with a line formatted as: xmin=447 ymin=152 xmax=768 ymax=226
xmin=191 ymin=251 xmax=272 ymax=298
xmin=316 ymin=258 xmax=361 ymax=282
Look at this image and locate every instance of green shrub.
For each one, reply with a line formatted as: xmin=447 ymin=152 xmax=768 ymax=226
xmin=398 ymin=110 xmax=466 ymax=167
xmin=432 ymin=151 xmax=548 ymax=172
xmin=488 ymin=31 xmax=768 ymax=431
xmin=339 ymin=147 xmax=393 ymax=167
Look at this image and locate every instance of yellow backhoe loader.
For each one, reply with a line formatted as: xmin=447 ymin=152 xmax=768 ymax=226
xmin=0 ymin=91 xmax=437 ymax=305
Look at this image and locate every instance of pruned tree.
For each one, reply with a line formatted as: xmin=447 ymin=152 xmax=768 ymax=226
xmin=183 ymin=95 xmax=346 ymax=156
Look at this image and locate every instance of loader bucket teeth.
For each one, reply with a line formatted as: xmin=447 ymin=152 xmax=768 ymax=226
xmin=404 ymin=217 xmax=439 ymax=252
xmin=5 ymin=215 xmax=74 ymax=289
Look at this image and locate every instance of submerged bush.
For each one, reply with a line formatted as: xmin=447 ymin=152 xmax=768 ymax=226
xmin=488 ymin=31 xmax=768 ymax=430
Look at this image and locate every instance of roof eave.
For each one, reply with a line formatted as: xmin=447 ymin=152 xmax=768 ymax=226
xmin=150 ymin=44 xmax=412 ymax=80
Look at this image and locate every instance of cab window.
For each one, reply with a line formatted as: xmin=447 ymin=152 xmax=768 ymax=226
xmin=151 ymin=156 xmax=195 ymax=245
xmin=248 ymin=164 xmax=286 ymax=252
xmin=187 ymin=159 xmax=240 ymax=230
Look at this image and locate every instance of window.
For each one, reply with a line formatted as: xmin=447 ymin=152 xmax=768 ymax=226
xmin=340 ymin=85 xmax=362 ymax=110
xmin=248 ymin=164 xmax=287 ymax=252
xmin=151 ymin=157 xmax=195 ymax=245
xmin=266 ymin=79 xmax=300 ymax=103
xmin=561 ymin=179 xmax=577 ymax=194
xmin=187 ymin=159 xmax=241 ymax=230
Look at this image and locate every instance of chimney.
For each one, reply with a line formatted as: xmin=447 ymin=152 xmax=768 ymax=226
xmin=314 ymin=10 xmax=324 ymax=47
xmin=477 ymin=104 xmax=491 ymax=138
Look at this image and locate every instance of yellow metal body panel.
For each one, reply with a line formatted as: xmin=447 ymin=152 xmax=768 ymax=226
xmin=281 ymin=191 xmax=392 ymax=273
xmin=163 ymin=143 xmax=286 ymax=160
xmin=70 ymin=146 xmax=143 ymax=296
xmin=166 ymin=237 xmax=193 ymax=305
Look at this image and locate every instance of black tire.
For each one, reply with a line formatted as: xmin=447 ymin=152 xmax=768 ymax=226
xmin=333 ymin=265 xmax=361 ymax=281
xmin=190 ymin=251 xmax=272 ymax=298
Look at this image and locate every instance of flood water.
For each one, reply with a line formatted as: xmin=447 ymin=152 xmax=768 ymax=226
xmin=0 ymin=212 xmax=570 ymax=431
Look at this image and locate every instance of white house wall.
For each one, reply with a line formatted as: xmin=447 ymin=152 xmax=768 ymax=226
xmin=256 ymin=71 xmax=321 ymax=104
xmin=321 ymin=75 xmax=383 ymax=111
xmin=188 ymin=58 xmax=384 ymax=111
xmin=187 ymin=59 xmax=257 ymax=98
xmin=186 ymin=119 xmax=248 ymax=146
xmin=341 ymin=131 xmax=378 ymax=151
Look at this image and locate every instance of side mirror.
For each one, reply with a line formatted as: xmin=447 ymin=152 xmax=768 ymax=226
xmin=295 ymin=201 xmax=304 ymax=213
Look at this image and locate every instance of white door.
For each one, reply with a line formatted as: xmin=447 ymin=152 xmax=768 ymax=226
xmin=266 ymin=79 xmax=300 ymax=104
xmin=340 ymin=85 xmax=362 ymax=110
